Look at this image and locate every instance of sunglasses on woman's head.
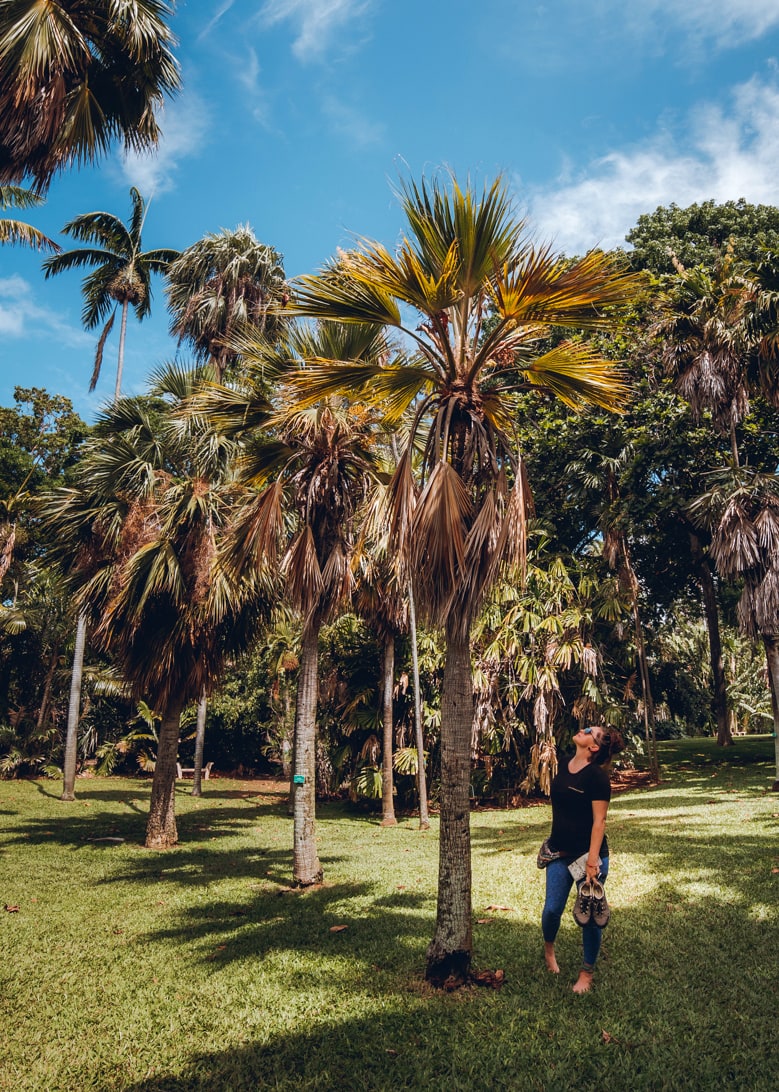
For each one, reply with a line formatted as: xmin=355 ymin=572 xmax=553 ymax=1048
xmin=583 ymin=727 xmax=606 ymax=743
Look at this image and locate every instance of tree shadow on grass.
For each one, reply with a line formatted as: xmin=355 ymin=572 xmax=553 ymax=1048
xmin=117 ymin=889 xmax=778 ymax=1092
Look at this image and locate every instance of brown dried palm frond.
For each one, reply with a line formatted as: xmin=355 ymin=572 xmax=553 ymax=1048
xmin=411 ymin=461 xmax=471 ymax=622
xmin=283 ymin=525 xmax=323 ymax=620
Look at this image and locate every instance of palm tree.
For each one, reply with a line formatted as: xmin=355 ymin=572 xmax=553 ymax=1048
xmin=0 ymin=0 xmax=180 ymax=190
xmin=690 ymin=467 xmax=779 ymax=790
xmin=201 ymin=321 xmax=388 ymax=885
xmin=353 ymin=542 xmax=407 ymax=826
xmin=284 ymin=173 xmax=643 ymax=984
xmin=656 ymin=252 xmax=752 ymax=465
xmin=46 ymin=365 xmax=267 ymax=846
xmin=0 ymin=185 xmax=58 ymax=251
xmin=166 ymin=226 xmax=288 ymax=379
xmin=43 ymin=186 xmax=178 ymax=402
xmin=43 ymin=186 xmax=176 ymax=800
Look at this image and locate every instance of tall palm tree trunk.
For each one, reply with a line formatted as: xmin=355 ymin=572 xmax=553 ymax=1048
xmin=762 ymin=636 xmax=779 ymax=790
xmin=292 ymin=625 xmax=323 ymax=885
xmin=114 ymin=300 xmax=129 ymax=403
xmin=61 ymin=612 xmax=87 ymax=800
xmin=408 ymin=580 xmax=429 ymax=830
xmin=191 ymin=689 xmax=207 ymax=797
xmin=380 ymin=633 xmax=397 ymax=826
xmin=145 ymin=698 xmax=185 ymax=848
xmin=425 ymin=619 xmax=474 ymax=986
xmin=689 ymin=531 xmax=732 ymax=746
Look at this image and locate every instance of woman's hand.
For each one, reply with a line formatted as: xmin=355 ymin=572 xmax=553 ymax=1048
xmin=585 ymin=859 xmax=599 ymax=882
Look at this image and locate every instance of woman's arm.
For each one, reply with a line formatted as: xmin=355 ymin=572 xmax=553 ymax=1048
xmin=586 ymin=799 xmax=608 ymax=881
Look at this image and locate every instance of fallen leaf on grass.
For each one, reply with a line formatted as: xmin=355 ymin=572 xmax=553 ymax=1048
xmin=485 ymin=904 xmax=514 ymax=912
xmin=396 ymin=885 xmax=406 ymax=890
xmin=472 ymin=968 xmax=505 ymax=989
xmin=4 ymin=905 xmax=20 ymax=913
xmin=771 ymin=868 xmax=779 ymax=875
xmin=385 ymin=1049 xmax=398 ymax=1056
xmin=475 ymin=918 xmax=493 ymax=925
xmin=329 ymin=924 xmax=349 ymax=932
xmin=602 ymin=1030 xmax=621 ymax=1045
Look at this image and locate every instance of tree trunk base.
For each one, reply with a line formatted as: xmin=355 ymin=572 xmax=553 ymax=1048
xmin=418 ymin=820 xmax=431 ymax=831
xmin=425 ymin=946 xmax=471 ymax=989
xmin=380 ymin=816 xmax=398 ymax=827
xmin=60 ymin=792 xmax=75 ymax=802
xmin=145 ymin=834 xmax=178 ymax=850
xmin=293 ymin=869 xmax=323 ymax=888
xmin=771 ymin=780 xmax=779 ymax=792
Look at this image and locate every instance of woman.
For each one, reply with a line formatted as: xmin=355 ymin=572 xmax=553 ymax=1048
xmin=542 ymin=724 xmax=624 ymax=993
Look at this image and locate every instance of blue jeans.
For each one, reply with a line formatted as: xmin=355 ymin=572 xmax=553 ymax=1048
xmin=542 ymin=856 xmax=610 ymax=973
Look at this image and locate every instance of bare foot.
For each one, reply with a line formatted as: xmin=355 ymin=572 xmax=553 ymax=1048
xmin=572 ymin=970 xmax=593 ymax=994
xmin=544 ymin=942 xmax=559 ymax=974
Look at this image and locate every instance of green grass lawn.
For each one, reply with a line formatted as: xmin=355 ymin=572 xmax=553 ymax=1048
xmin=1 ymin=737 xmax=778 ymax=1091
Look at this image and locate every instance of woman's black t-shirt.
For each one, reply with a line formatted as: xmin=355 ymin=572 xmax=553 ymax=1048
xmin=549 ymin=761 xmax=611 ymax=858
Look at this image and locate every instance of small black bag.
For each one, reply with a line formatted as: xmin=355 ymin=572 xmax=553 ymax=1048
xmin=536 ymin=838 xmax=562 ymax=869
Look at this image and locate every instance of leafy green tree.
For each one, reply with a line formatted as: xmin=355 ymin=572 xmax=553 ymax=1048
xmin=0 ymin=0 xmax=180 ymax=189
xmin=43 ymin=186 xmax=178 ymax=401
xmin=0 ymin=185 xmax=58 ymax=251
xmin=45 ymin=367 xmax=267 ymax=846
xmin=166 ymin=226 xmax=288 ymax=379
xmin=284 ymin=173 xmax=642 ymax=984
xmin=626 ymin=199 xmax=779 ymax=275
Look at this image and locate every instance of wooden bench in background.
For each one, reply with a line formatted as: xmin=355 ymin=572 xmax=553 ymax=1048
xmin=176 ymin=761 xmax=213 ymax=780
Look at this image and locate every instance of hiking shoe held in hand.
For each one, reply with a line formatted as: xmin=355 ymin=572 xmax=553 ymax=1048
xmin=573 ymin=879 xmax=595 ymax=926
xmin=590 ymin=878 xmax=610 ymax=927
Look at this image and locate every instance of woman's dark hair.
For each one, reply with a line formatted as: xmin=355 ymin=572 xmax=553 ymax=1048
xmin=592 ymin=727 xmax=625 ymax=767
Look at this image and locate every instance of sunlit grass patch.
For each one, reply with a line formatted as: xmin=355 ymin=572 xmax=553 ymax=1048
xmin=1 ymin=736 xmax=777 ymax=1091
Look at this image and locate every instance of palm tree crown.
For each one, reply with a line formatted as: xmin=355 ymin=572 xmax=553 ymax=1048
xmin=0 ymin=0 xmax=180 ymax=189
xmin=43 ymin=186 xmax=178 ymax=398
xmin=166 ymin=225 xmax=288 ymax=378
xmin=287 ymin=174 xmax=643 ymax=634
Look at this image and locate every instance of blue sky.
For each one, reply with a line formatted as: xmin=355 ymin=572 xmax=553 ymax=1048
xmin=3 ymin=0 xmax=779 ymax=420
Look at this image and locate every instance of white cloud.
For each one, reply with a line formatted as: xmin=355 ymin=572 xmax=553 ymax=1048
xmin=258 ymin=0 xmax=373 ymax=62
xmin=527 ymin=77 xmax=779 ymax=254
xmin=0 ymin=275 xmax=91 ymax=347
xmin=321 ymin=94 xmax=384 ymax=146
xmin=198 ymin=0 xmax=238 ymax=40
xmin=611 ymin=0 xmax=777 ymax=48
xmin=638 ymin=0 xmax=779 ymax=46
xmin=121 ymin=93 xmax=210 ymax=196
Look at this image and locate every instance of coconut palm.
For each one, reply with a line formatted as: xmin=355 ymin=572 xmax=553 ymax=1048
xmin=0 ymin=184 xmax=58 ymax=251
xmin=283 ymin=173 xmax=643 ymax=984
xmin=0 ymin=0 xmax=180 ymax=189
xmin=43 ymin=186 xmax=178 ymax=401
xmin=201 ymin=321 xmax=388 ymax=884
xmin=690 ymin=467 xmax=779 ymax=789
xmin=45 ymin=365 xmax=268 ymax=846
xmin=166 ymin=226 xmax=288 ymax=379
